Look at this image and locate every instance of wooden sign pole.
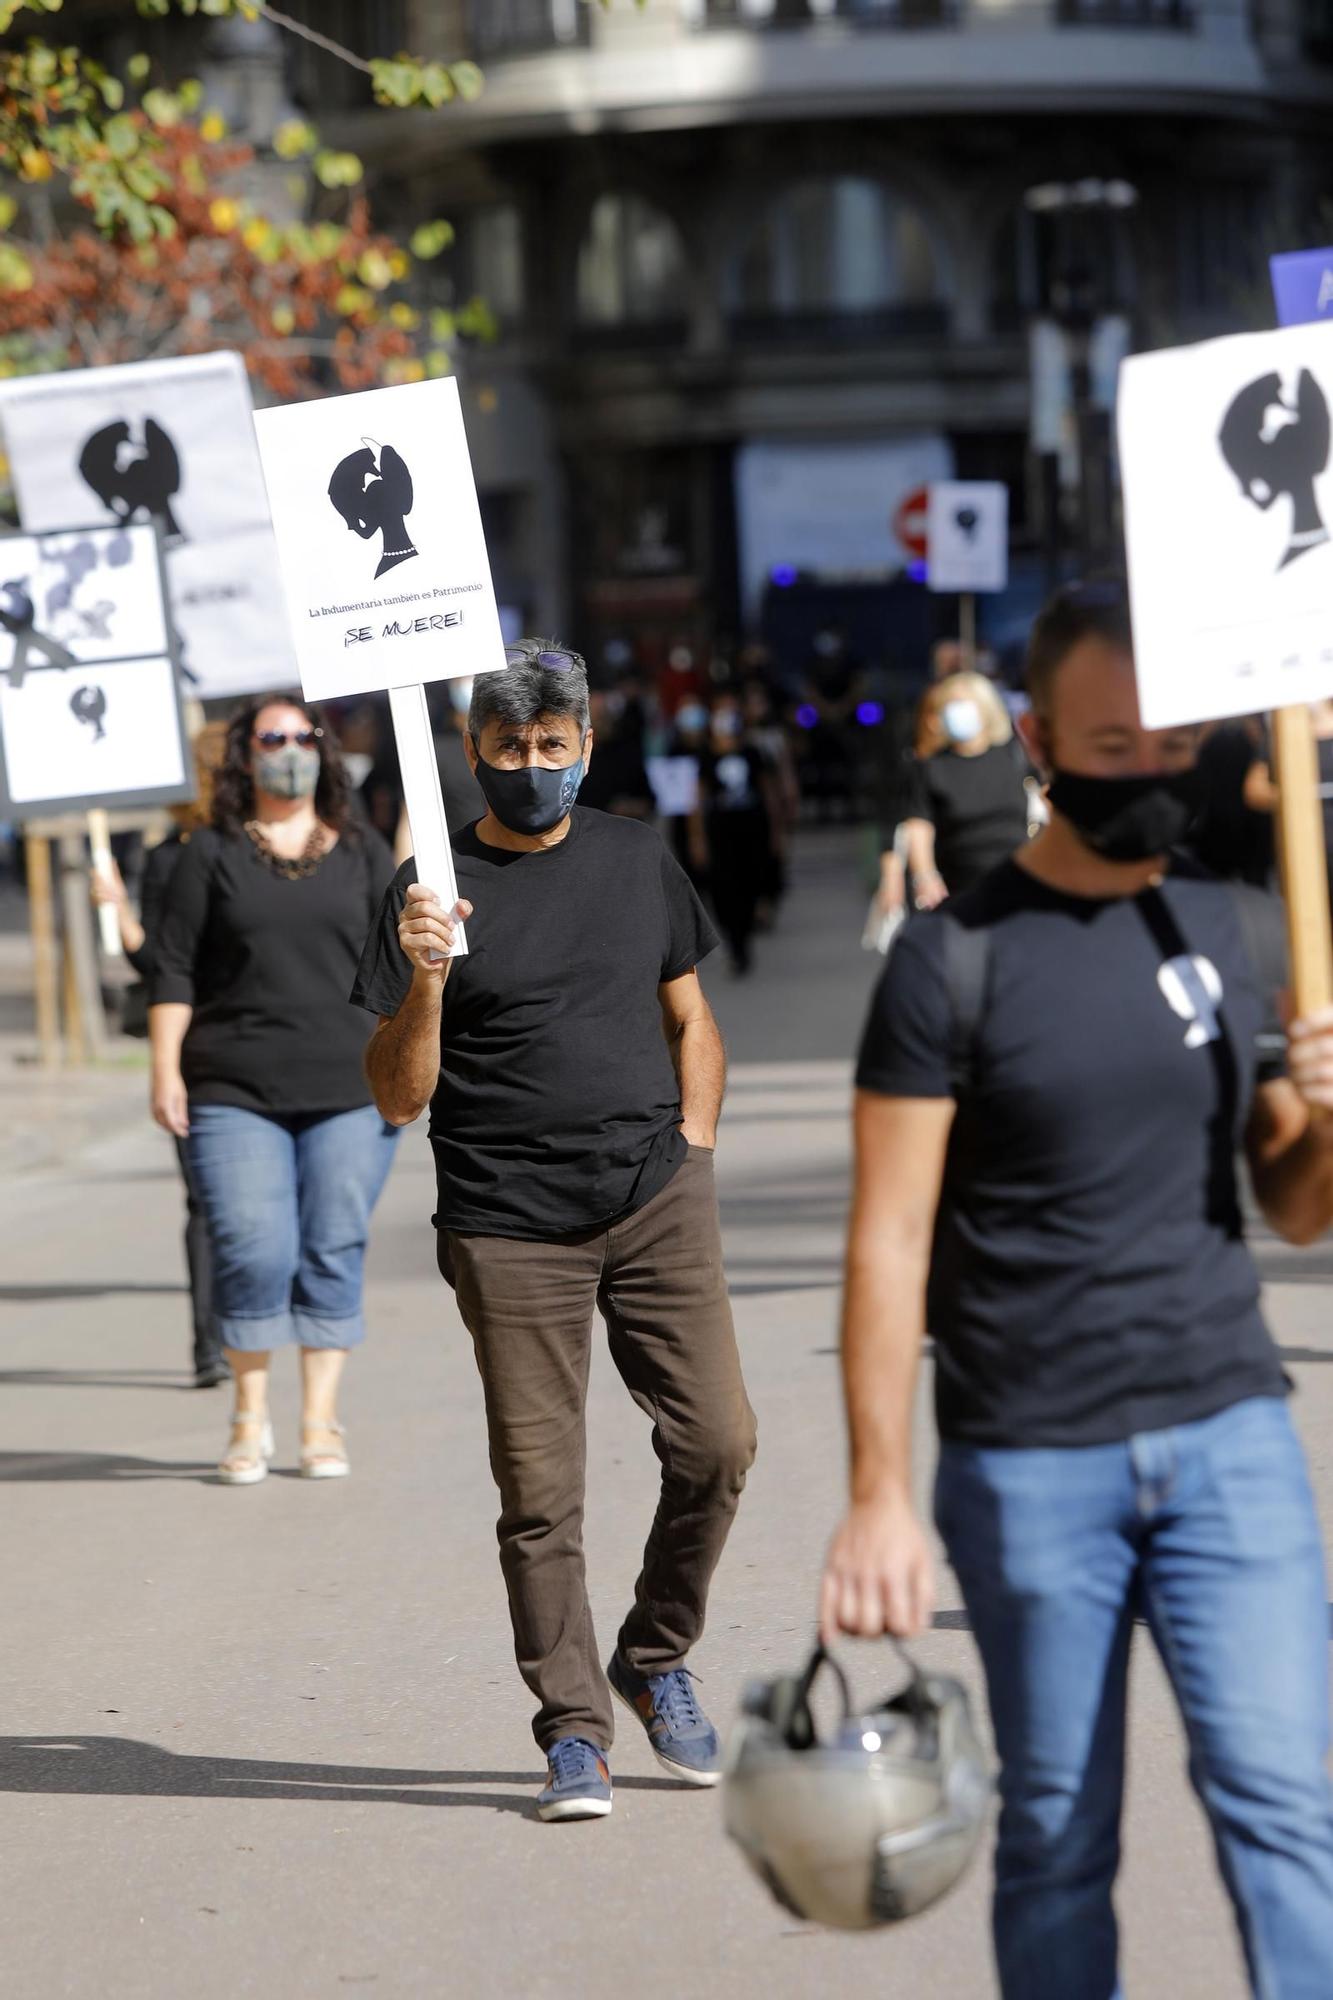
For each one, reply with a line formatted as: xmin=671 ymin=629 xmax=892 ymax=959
xmin=959 ymin=592 xmax=977 ymax=670
xmin=57 ymin=831 xmax=108 ymax=1063
xmin=387 ymin=680 xmax=467 ymax=961
xmin=24 ymin=831 xmax=61 ymax=1070
xmin=1270 ymin=704 xmax=1333 ymax=1018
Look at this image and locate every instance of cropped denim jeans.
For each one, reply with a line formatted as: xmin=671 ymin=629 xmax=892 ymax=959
xmin=935 ymin=1396 xmax=1333 ymax=2000
xmin=187 ymin=1103 xmax=398 ymax=1353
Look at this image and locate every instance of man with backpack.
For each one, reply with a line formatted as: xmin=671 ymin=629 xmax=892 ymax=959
xmin=821 ymin=579 xmax=1333 ymax=1996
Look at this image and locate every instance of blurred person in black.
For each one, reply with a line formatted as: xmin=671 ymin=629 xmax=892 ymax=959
xmin=742 ymin=676 xmax=799 ymax=927
xmin=580 ymin=689 xmax=655 ymax=820
xmin=663 ymin=696 xmax=710 ymax=891
xmin=1187 ymin=716 xmax=1277 ymax=890
xmin=91 ymin=722 xmax=229 ymax=1387
xmin=696 ymin=691 xmax=780 ymax=975
xmin=878 ymin=672 xmax=1037 ymax=920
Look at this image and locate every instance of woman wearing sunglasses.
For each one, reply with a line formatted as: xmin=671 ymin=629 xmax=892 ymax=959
xmin=150 ymin=697 xmax=399 ymax=1485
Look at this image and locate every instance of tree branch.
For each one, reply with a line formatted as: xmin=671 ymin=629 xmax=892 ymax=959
xmin=254 ymin=5 xmax=373 ymax=77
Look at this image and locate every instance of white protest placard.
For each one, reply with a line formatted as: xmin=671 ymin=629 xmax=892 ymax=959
xmin=252 ymin=376 xmax=506 ymax=703
xmin=0 ymin=352 xmax=296 ymax=700
xmin=0 ymin=523 xmax=191 ymax=819
xmin=927 ymin=482 xmax=1009 ymax=594
xmin=253 ymin=378 xmax=508 ymax=957
xmin=1119 ymin=321 xmax=1333 ymax=730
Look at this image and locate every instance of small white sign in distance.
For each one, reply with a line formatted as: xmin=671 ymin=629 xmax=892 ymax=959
xmin=1119 ymin=320 xmax=1333 ymax=730
xmin=252 ymin=376 xmax=508 ymax=704
xmin=926 ymin=482 xmax=1009 ymax=594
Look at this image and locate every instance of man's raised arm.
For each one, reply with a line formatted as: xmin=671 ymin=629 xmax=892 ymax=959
xmin=365 ymin=887 xmax=471 ymax=1127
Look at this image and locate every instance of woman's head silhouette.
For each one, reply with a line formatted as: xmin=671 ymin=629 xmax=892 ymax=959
xmin=1218 ymin=368 xmax=1331 ymax=569
xmin=327 ymin=437 xmax=418 ymax=580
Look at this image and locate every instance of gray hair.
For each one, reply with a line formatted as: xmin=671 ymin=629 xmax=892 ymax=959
xmin=468 ymin=639 xmax=591 ymax=745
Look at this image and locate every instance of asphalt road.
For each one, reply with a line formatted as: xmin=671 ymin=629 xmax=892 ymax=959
xmin=2 ymin=829 xmax=1330 ymax=1999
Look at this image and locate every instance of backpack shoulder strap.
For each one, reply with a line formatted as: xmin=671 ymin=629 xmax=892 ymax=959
xmin=939 ymin=913 xmax=992 ymax=1095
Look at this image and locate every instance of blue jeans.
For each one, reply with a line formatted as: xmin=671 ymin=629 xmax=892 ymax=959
xmin=187 ymin=1104 xmax=398 ymax=1353
xmin=935 ymin=1396 xmax=1333 ymax=2000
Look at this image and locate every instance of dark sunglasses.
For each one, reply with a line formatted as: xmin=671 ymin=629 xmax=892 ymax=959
xmin=253 ymin=727 xmax=323 ymax=750
xmin=505 ymin=644 xmax=581 ymax=675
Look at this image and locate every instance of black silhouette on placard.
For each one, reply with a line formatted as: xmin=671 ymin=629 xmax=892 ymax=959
xmin=327 ymin=438 xmax=418 ymax=580
xmin=78 ymin=418 xmax=186 ymax=544
xmin=955 ymin=506 xmax=979 ymax=542
xmin=70 ymin=684 xmax=107 ymax=741
xmin=1218 ymin=369 xmax=1331 ymax=570
xmin=0 ymin=576 xmax=77 ymax=690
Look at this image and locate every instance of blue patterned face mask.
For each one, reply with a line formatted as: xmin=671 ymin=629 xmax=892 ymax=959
xmin=475 ymin=753 xmax=585 ymax=834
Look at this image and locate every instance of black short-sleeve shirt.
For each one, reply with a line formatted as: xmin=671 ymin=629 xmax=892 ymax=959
xmin=903 ymin=742 xmax=1034 ymax=893
xmin=855 ymin=861 xmax=1289 ymax=1448
xmin=350 ymin=809 xmax=718 ymax=1241
xmin=152 ymin=826 xmax=397 ymax=1116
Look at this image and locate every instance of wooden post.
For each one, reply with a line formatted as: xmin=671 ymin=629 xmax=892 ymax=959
xmin=1270 ymin=704 xmax=1333 ymax=1019
xmin=23 ymin=832 xmax=62 ymax=1071
xmin=57 ymin=831 xmax=108 ymax=1063
xmin=959 ymin=592 xmax=977 ymax=670
xmin=86 ymin=807 xmax=122 ymax=959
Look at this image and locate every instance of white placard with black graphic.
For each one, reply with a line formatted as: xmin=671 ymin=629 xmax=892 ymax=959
xmin=1120 ymin=322 xmax=1333 ymax=728
xmin=0 ymin=351 xmax=296 ymax=700
xmin=927 ymin=482 xmax=1009 ymax=593
xmin=0 ymin=523 xmax=192 ymax=818
xmin=251 ymin=376 xmax=507 ymax=704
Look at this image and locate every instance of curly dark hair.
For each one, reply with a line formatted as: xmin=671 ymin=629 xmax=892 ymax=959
xmin=211 ymin=693 xmax=361 ymax=841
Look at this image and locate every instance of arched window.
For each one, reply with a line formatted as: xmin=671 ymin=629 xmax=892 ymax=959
xmin=575 ymin=194 xmax=690 ymax=329
xmin=726 ymin=176 xmax=946 ymax=337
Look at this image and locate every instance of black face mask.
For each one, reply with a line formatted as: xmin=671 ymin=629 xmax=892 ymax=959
xmin=1046 ymin=767 xmax=1201 ymax=863
xmin=474 ymin=753 xmax=585 ymax=836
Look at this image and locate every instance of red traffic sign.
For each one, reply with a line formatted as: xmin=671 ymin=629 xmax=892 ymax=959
xmin=893 ymin=484 xmax=930 ymax=562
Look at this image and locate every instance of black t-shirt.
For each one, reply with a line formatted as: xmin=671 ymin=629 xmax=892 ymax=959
xmin=153 ymin=826 xmax=396 ymax=1115
xmin=350 ymin=809 xmax=718 ymax=1241
xmin=1188 ymin=722 xmax=1274 ymax=888
xmin=904 ymin=742 xmax=1033 ymax=893
xmin=855 ymin=861 xmax=1289 ymax=1448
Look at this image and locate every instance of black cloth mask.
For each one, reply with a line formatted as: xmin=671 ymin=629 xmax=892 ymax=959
xmin=1046 ymin=767 xmax=1201 ymax=863
xmin=475 ymin=754 xmax=585 ymax=835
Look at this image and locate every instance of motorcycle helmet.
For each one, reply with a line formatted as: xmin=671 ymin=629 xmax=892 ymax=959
xmin=723 ymin=1640 xmax=991 ymax=1930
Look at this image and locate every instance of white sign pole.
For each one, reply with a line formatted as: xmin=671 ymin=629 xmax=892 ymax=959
xmin=387 ymin=680 xmax=466 ymax=960
xmin=86 ymin=807 xmax=122 ymax=958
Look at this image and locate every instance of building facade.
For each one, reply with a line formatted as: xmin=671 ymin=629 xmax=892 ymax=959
xmin=62 ymin=1 xmax=1333 ymax=675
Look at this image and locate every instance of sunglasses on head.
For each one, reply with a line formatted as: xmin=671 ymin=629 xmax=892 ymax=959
xmin=254 ymin=727 xmax=323 ymax=750
xmin=505 ymin=644 xmax=582 ymax=675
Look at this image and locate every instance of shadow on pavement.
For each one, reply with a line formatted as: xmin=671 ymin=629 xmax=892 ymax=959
xmin=0 ymin=1283 xmax=186 ymax=1301
xmin=0 ymin=1737 xmax=685 ymax=1813
xmin=0 ymin=1452 xmax=215 ymax=1482
xmin=0 ymin=1369 xmax=194 ymax=1391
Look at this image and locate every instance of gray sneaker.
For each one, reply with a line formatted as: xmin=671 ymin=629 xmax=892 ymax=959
xmin=536 ymin=1736 xmax=613 ymax=1822
xmin=607 ymin=1655 xmax=722 ymax=1787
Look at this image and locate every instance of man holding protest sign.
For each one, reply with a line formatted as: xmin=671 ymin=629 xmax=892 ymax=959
xmin=821 ymin=577 xmax=1333 ymax=1996
xmin=352 ymin=641 xmax=756 ymax=1823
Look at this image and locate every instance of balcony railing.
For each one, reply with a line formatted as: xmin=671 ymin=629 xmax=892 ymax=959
xmin=693 ymin=1 xmax=961 ymax=23
xmin=1054 ymin=0 xmax=1191 ymax=24
xmin=694 ymin=0 xmax=1191 ymax=21
xmin=467 ymin=0 xmax=592 ymax=58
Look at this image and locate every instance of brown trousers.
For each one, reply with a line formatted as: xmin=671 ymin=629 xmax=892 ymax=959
xmin=440 ymin=1146 xmax=757 ymax=1751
